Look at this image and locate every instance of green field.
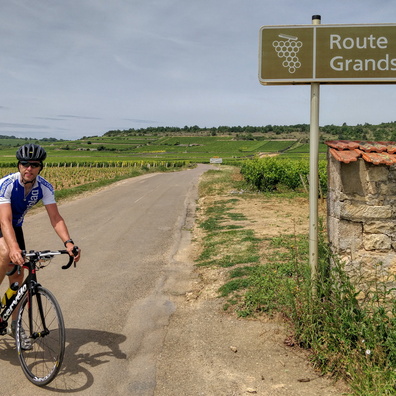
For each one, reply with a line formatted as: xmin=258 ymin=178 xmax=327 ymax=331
xmin=0 ymin=135 xmax=328 ymax=165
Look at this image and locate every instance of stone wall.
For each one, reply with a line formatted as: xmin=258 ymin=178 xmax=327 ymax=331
xmin=327 ymin=151 xmax=396 ymax=296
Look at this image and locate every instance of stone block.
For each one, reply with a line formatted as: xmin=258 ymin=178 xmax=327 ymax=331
xmin=340 ymin=202 xmax=392 ymax=221
xmin=327 ymin=215 xmax=339 ymax=250
xmin=379 ymin=182 xmax=396 ymax=196
xmin=365 ymin=181 xmax=380 ymax=196
xmin=327 ymin=154 xmax=342 ymax=191
xmin=364 ymin=221 xmax=396 ymax=235
xmin=364 ymin=234 xmax=392 ymax=251
xmin=339 ymin=220 xmax=363 ymax=252
xmin=366 ymin=163 xmax=389 ymax=182
xmin=327 ymin=191 xmax=341 ymax=218
xmin=341 ymin=161 xmax=364 ymax=195
xmin=328 ymin=217 xmax=362 ymax=252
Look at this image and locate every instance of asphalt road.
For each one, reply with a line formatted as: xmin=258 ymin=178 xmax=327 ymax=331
xmin=0 ymin=164 xmax=213 ymax=395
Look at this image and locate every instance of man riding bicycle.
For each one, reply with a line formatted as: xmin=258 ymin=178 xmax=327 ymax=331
xmin=0 ymin=143 xmax=81 ymax=336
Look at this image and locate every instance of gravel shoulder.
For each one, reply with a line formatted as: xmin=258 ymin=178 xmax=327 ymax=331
xmin=155 ymin=189 xmax=349 ymax=395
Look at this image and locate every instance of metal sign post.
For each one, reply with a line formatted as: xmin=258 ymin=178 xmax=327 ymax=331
xmin=309 ymin=16 xmax=321 ymax=291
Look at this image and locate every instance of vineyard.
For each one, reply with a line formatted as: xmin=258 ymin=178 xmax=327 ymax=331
xmin=0 ymin=134 xmax=330 ymax=195
xmin=240 ymin=158 xmax=327 ymax=193
xmin=0 ymin=160 xmax=191 ymax=192
xmin=40 ymin=166 xmax=148 ymax=190
xmin=0 ymin=135 xmax=329 ymax=165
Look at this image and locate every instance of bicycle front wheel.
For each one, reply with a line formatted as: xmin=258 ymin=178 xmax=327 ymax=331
xmin=16 ymin=286 xmax=65 ymax=386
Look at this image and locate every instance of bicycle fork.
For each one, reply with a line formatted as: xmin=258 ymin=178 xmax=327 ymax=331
xmin=28 ymin=285 xmax=50 ymax=340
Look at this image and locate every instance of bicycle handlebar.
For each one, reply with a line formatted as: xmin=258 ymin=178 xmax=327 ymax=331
xmin=6 ymin=246 xmax=79 ymax=275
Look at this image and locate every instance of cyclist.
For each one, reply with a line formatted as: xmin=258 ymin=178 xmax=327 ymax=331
xmin=0 ymin=143 xmax=81 ymax=338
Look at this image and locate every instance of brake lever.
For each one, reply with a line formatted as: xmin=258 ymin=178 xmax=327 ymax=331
xmin=62 ymin=246 xmax=79 ymax=270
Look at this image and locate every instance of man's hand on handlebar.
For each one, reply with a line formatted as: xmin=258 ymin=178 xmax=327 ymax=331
xmin=66 ymin=244 xmax=81 ymax=263
xmin=9 ymin=247 xmax=25 ymax=266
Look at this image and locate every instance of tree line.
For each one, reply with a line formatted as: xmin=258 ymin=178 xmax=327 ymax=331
xmin=103 ymin=121 xmax=396 ymax=141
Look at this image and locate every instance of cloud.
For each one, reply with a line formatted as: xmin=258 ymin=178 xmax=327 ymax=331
xmin=0 ymin=122 xmax=50 ymax=130
xmin=57 ymin=115 xmax=102 ymax=120
xmin=123 ymin=118 xmax=159 ymax=124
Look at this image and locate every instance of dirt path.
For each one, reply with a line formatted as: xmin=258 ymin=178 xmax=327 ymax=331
xmin=155 ymin=193 xmax=349 ymax=395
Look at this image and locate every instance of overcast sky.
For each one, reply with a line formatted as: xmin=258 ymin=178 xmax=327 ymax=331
xmin=1 ymin=0 xmax=396 ymax=140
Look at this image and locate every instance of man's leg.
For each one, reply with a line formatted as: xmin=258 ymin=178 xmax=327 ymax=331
xmin=0 ymin=230 xmax=25 ymax=325
xmin=0 ymin=237 xmax=11 ymax=286
xmin=8 ymin=226 xmax=25 ymax=289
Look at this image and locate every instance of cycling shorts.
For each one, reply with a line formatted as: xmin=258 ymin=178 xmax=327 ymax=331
xmin=0 ymin=226 xmax=26 ymax=250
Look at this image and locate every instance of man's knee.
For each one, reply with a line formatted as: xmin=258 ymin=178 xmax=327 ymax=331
xmin=0 ymin=238 xmax=10 ymax=265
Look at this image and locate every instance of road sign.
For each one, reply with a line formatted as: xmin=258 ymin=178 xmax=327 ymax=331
xmin=259 ymin=24 xmax=396 ymax=85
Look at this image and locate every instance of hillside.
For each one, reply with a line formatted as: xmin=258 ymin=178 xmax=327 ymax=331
xmin=102 ymin=121 xmax=396 ymax=142
xmin=1 ymin=121 xmax=396 ymax=165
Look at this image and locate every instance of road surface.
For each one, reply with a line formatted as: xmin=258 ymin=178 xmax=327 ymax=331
xmin=0 ymin=164 xmax=213 ymax=395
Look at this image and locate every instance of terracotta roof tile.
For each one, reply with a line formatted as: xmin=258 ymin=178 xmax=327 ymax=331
xmin=361 ymin=152 xmax=396 ymax=165
xmin=325 ymin=140 xmax=360 ymax=150
xmin=325 ymin=140 xmax=396 ymax=165
xmin=358 ymin=141 xmax=388 ymax=152
xmin=329 ymin=148 xmax=361 ymax=163
xmin=386 ymin=143 xmax=396 ymax=154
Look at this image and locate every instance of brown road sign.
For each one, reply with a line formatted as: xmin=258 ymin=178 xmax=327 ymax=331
xmin=259 ymin=24 xmax=396 ymax=85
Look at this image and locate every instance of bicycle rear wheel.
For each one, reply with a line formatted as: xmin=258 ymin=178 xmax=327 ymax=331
xmin=16 ymin=286 xmax=65 ymax=386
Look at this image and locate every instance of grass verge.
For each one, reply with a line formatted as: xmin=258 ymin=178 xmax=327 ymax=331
xmin=195 ymin=166 xmax=396 ymax=395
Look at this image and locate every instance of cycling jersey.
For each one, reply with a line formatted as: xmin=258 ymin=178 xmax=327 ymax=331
xmin=0 ymin=172 xmax=56 ymax=227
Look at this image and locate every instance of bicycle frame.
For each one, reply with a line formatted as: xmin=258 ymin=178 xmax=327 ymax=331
xmin=0 ymin=261 xmax=35 ymax=334
xmin=0 ymin=249 xmax=76 ymax=335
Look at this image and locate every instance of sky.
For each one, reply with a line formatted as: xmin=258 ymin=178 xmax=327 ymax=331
xmin=1 ymin=0 xmax=396 ymax=140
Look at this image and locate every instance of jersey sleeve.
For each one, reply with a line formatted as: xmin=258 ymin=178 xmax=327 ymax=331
xmin=39 ymin=177 xmax=56 ymax=205
xmin=0 ymin=175 xmax=16 ymax=204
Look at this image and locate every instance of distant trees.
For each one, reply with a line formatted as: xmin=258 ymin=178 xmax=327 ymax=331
xmin=104 ymin=124 xmax=312 ymax=137
xmin=102 ymin=121 xmax=396 ymax=142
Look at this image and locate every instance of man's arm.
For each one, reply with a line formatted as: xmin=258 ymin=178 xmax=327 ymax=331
xmin=0 ymin=203 xmax=24 ymax=265
xmin=45 ymin=203 xmax=81 ymax=262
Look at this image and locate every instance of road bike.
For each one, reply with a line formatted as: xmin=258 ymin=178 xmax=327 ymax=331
xmin=0 ymin=247 xmax=78 ymax=386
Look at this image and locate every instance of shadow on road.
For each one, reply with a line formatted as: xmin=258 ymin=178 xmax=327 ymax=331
xmin=0 ymin=327 xmax=127 ymax=393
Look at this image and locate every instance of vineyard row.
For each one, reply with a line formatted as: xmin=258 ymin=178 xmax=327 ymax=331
xmin=0 ymin=160 xmax=192 ymax=191
xmin=0 ymin=160 xmax=191 ymax=168
xmin=240 ymin=158 xmax=327 ymax=193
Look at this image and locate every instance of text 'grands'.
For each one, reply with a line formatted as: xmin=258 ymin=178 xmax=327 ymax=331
xmin=329 ymin=34 xmax=396 ymax=72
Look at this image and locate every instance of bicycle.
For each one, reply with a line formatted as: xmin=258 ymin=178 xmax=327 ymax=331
xmin=0 ymin=247 xmax=78 ymax=386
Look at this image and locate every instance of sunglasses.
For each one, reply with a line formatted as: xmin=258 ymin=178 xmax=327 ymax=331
xmin=19 ymin=161 xmax=41 ymax=169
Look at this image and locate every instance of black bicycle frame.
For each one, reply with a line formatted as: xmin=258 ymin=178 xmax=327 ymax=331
xmin=0 ymin=260 xmax=41 ymax=335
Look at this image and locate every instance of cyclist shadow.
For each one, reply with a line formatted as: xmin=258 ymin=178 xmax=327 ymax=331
xmin=0 ymin=336 xmax=21 ymax=367
xmin=0 ymin=327 xmax=127 ymax=392
xmin=44 ymin=328 xmax=127 ymax=393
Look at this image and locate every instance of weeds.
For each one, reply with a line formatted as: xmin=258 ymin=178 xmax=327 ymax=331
xmin=235 ymin=229 xmax=396 ymax=393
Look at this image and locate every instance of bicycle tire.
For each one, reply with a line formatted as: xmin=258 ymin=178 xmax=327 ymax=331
xmin=16 ymin=286 xmax=65 ymax=386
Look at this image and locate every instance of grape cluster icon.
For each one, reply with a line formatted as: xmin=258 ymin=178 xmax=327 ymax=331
xmin=272 ymin=34 xmax=303 ymax=74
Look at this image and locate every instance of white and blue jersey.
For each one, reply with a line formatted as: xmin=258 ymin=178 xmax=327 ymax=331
xmin=0 ymin=172 xmax=56 ymax=227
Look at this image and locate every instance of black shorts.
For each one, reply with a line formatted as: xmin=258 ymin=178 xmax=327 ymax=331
xmin=0 ymin=226 xmax=26 ymax=250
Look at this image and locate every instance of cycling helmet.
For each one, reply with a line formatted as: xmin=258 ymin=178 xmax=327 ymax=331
xmin=16 ymin=144 xmax=47 ymax=162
